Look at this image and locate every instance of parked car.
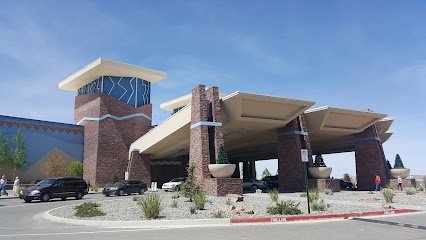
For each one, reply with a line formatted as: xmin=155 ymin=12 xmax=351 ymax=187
xmin=339 ymin=179 xmax=353 ymax=190
xmin=242 ymin=178 xmax=268 ymax=192
xmin=102 ymin=180 xmax=147 ymax=196
xmin=161 ymin=177 xmax=186 ymax=191
xmin=262 ymin=175 xmax=279 ymax=190
xmin=20 ymin=177 xmax=88 ymax=203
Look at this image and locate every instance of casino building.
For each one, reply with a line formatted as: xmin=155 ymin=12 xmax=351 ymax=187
xmin=55 ymin=58 xmax=411 ymax=195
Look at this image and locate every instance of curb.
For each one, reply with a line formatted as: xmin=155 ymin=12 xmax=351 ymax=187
xmin=43 ymin=208 xmax=231 ymax=229
xmin=230 ymin=209 xmax=420 ymax=224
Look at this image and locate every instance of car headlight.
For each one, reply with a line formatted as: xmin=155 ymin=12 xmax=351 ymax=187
xmin=30 ymin=190 xmax=40 ymax=196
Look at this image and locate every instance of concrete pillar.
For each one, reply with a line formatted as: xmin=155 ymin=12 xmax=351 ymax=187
xmin=355 ymin=125 xmax=388 ymax=191
xmin=128 ymin=150 xmax=151 ymax=185
xmin=277 ymin=117 xmax=313 ymax=192
xmin=250 ymin=161 xmax=257 ymax=179
xmin=232 ymin=162 xmax=241 ymax=178
xmin=243 ymin=162 xmax=250 ymax=179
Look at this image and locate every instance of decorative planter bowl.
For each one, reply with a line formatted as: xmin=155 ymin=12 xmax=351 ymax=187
xmin=308 ymin=167 xmax=332 ymax=179
xmin=389 ymin=168 xmax=410 ymax=179
xmin=208 ymin=164 xmax=236 ymax=178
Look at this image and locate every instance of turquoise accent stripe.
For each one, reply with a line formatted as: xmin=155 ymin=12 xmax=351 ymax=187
xmin=278 ymin=131 xmax=308 ymax=137
xmin=190 ymin=121 xmax=223 ymax=129
xmin=77 ymin=113 xmax=151 ymax=125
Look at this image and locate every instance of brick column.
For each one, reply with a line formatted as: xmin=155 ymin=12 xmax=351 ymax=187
xmin=355 ymin=125 xmax=388 ymax=191
xmin=277 ymin=117 xmax=312 ymax=192
xmin=128 ymin=150 xmax=151 ymax=185
xmin=189 ymin=85 xmax=211 ymax=183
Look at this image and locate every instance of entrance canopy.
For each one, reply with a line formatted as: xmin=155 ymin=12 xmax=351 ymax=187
xmin=129 ymin=92 xmax=391 ymax=160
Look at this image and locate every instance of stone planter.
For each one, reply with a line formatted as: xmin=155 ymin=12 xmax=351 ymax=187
xmin=389 ymin=168 xmax=410 ymax=179
xmin=308 ymin=167 xmax=332 ymax=179
xmin=208 ymin=164 xmax=236 ymax=178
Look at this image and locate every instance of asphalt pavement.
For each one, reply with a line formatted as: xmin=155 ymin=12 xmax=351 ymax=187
xmin=1 ymin=193 xmax=426 ymax=240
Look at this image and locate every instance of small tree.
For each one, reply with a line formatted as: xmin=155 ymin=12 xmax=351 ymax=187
xmin=11 ymin=129 xmax=27 ymax=176
xmin=394 ymin=154 xmax=405 ymax=169
xmin=68 ymin=161 xmax=84 ymax=177
xmin=181 ymin=162 xmax=202 ymax=201
xmin=343 ymin=173 xmax=352 ymax=182
xmin=262 ymin=168 xmax=271 ymax=178
xmin=0 ymin=131 xmax=11 ymax=171
xmin=43 ymin=149 xmax=68 ymax=177
xmin=313 ymin=154 xmax=326 ymax=167
xmin=112 ymin=175 xmax=119 ymax=184
xmin=216 ymin=144 xmax=230 ymax=164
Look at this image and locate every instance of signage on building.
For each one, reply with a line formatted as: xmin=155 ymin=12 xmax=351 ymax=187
xmin=301 ymin=149 xmax=309 ymax=162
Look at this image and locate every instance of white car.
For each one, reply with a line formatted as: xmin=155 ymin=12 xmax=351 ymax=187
xmin=161 ymin=178 xmax=186 ymax=191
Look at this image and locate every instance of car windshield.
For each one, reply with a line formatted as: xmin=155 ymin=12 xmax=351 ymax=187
xmin=36 ymin=179 xmax=56 ymax=186
xmin=112 ymin=181 xmax=127 ymax=187
xmin=171 ymin=178 xmax=183 ymax=182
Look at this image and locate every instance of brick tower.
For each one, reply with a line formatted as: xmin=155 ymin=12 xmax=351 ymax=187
xmin=59 ymin=58 xmax=166 ymax=185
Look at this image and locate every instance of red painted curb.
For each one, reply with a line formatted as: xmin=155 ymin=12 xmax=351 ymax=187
xmin=230 ymin=209 xmax=420 ymax=224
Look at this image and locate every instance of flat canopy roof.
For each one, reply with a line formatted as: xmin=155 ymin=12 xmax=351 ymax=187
xmin=59 ymin=58 xmax=167 ymax=91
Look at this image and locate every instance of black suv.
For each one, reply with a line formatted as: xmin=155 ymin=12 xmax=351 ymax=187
xmin=102 ymin=180 xmax=147 ymax=197
xmin=20 ymin=177 xmax=88 ymax=203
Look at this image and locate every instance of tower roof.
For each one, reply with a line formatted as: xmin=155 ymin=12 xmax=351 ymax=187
xmin=59 ymin=58 xmax=166 ymax=91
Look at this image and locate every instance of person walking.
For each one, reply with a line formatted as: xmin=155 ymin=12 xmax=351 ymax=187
xmin=13 ymin=176 xmax=20 ymax=196
xmin=375 ymin=174 xmax=381 ymax=192
xmin=397 ymin=176 xmax=403 ymax=191
xmin=0 ymin=175 xmax=8 ymax=196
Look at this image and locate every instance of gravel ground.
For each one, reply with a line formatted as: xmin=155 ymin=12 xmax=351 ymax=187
xmin=49 ymin=190 xmax=425 ymax=221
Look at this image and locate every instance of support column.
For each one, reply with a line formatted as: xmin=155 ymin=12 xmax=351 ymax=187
xmin=128 ymin=150 xmax=151 ymax=185
xmin=243 ymin=162 xmax=250 ymax=179
xmin=232 ymin=162 xmax=241 ymax=178
xmin=277 ymin=117 xmax=313 ymax=192
xmin=355 ymin=125 xmax=388 ymax=191
xmin=250 ymin=161 xmax=256 ymax=179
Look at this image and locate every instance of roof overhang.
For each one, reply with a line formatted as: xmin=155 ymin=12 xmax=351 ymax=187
xmin=376 ymin=118 xmax=394 ymax=134
xmin=160 ymin=92 xmax=227 ymax=112
xmin=59 ymin=58 xmax=167 ymax=91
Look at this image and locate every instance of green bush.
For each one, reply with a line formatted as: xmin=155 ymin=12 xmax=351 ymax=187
xmin=324 ymin=188 xmax=333 ymax=195
xmin=68 ymin=161 xmax=83 ymax=177
xmin=216 ymin=144 xmax=230 ymax=164
xmin=308 ymin=188 xmax=319 ymax=202
xmin=311 ymin=199 xmax=330 ymax=211
xmin=417 ymin=185 xmax=424 ymax=192
xmin=74 ymin=202 xmax=105 ymax=218
xmin=382 ymin=188 xmax=395 ymax=203
xmin=112 ymin=175 xmax=119 ymax=184
xmin=394 ymin=154 xmax=405 ymax=169
xmin=190 ymin=206 xmax=196 ymax=214
xmin=90 ymin=184 xmax=99 ymax=192
xmin=267 ymin=200 xmax=302 ymax=215
xmin=137 ymin=194 xmax=161 ymax=219
xmin=181 ymin=163 xmax=202 ymax=201
xmin=193 ymin=193 xmax=206 ymax=210
xmin=405 ymin=187 xmax=416 ymax=195
xmin=269 ymin=189 xmax=279 ymax=202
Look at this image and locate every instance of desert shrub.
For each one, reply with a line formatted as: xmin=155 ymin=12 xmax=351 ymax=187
xmin=382 ymin=188 xmax=395 ymax=203
xmin=137 ymin=194 xmax=161 ymax=219
xmin=324 ymin=188 xmax=333 ymax=195
xmin=193 ymin=193 xmax=206 ymax=210
xmin=212 ymin=210 xmax=225 ymax=218
xmin=181 ymin=163 xmax=202 ymax=201
xmin=308 ymin=188 xmax=319 ymax=202
xmin=267 ymin=200 xmax=302 ymax=215
xmin=74 ymin=202 xmax=105 ymax=218
xmin=171 ymin=199 xmax=178 ymax=208
xmin=311 ymin=199 xmax=330 ymax=211
xmin=385 ymin=183 xmax=393 ymax=190
xmin=417 ymin=185 xmax=424 ymax=192
xmin=190 ymin=206 xmax=196 ymax=214
xmin=90 ymin=184 xmax=99 ymax=192
xmin=269 ymin=189 xmax=279 ymax=202
xmin=405 ymin=187 xmax=416 ymax=195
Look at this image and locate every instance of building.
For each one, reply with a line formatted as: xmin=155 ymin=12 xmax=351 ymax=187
xmin=56 ymin=58 xmax=410 ymax=195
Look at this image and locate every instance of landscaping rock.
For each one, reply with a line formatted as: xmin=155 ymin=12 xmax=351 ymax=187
xmin=219 ymin=204 xmax=235 ymax=212
xmin=226 ymin=194 xmax=244 ymax=202
xmin=231 ymin=207 xmax=254 ymax=214
xmin=255 ymin=189 xmax=262 ymax=194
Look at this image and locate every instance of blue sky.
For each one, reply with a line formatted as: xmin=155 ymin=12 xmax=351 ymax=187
xmin=1 ymin=1 xmax=425 ymax=177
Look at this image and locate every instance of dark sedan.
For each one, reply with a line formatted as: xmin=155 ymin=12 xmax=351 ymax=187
xmin=242 ymin=178 xmax=268 ymax=192
xmin=102 ymin=180 xmax=147 ymax=196
xmin=262 ymin=175 xmax=279 ymax=190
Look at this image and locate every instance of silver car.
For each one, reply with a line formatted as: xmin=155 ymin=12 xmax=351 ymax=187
xmin=161 ymin=178 xmax=186 ymax=192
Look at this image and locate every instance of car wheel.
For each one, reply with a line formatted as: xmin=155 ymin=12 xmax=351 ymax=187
xmin=40 ymin=193 xmax=50 ymax=202
xmin=61 ymin=197 xmax=67 ymax=201
xmin=24 ymin=198 xmax=32 ymax=203
xmin=118 ymin=189 xmax=125 ymax=196
xmin=175 ymin=186 xmax=180 ymax=192
xmin=139 ymin=188 xmax=145 ymax=195
xmin=75 ymin=191 xmax=84 ymax=200
xmin=250 ymin=185 xmax=258 ymax=192
xmin=105 ymin=194 xmax=110 ymax=197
